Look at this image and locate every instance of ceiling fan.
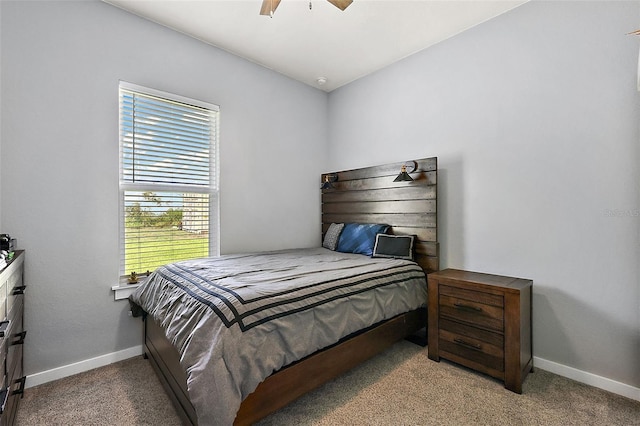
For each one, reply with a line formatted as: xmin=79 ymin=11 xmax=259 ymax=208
xmin=260 ymin=0 xmax=353 ymax=17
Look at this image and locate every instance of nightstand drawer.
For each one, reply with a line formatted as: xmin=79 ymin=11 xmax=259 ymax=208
xmin=439 ymin=293 xmax=504 ymax=331
xmin=440 ymin=285 xmax=503 ymax=307
xmin=440 ymin=325 xmax=504 ymax=372
xmin=440 ymin=318 xmax=504 ymax=348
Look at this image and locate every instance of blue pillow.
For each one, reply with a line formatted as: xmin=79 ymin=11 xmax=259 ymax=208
xmin=336 ymin=223 xmax=389 ymax=256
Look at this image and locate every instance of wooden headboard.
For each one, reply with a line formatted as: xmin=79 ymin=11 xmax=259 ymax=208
xmin=321 ymin=157 xmax=439 ymax=274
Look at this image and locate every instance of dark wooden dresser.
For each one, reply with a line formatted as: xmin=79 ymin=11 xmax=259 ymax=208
xmin=427 ymin=268 xmax=532 ymax=393
xmin=0 ymin=251 xmax=26 ymax=425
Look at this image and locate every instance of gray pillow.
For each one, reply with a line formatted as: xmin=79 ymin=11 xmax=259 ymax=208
xmin=322 ymin=223 xmax=345 ymax=251
xmin=372 ymin=234 xmax=415 ymax=260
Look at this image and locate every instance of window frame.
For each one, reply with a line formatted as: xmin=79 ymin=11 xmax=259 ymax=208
xmin=118 ymin=81 xmax=220 ymax=281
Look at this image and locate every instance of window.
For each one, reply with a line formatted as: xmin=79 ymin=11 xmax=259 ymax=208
xmin=119 ymin=82 xmax=219 ymax=277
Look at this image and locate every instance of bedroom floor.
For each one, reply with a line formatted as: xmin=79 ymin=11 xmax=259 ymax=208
xmin=15 ymin=341 xmax=640 ymax=425
xmin=15 ymin=354 xmax=182 ymax=425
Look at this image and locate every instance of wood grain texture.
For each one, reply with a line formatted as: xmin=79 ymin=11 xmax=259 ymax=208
xmin=145 ymin=308 xmax=427 ymax=426
xmin=427 ymin=269 xmax=532 ymax=394
xmin=145 ymin=319 xmax=197 ymax=425
xmin=236 ymin=308 xmax=426 ymax=425
xmin=322 ymin=156 xmax=439 ymax=273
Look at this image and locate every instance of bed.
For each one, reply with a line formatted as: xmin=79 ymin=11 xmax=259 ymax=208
xmin=129 ymin=157 xmax=439 ymax=425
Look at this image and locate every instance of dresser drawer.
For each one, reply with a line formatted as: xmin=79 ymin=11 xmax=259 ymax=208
xmin=5 ymin=273 xmax=21 ymax=299
xmin=0 ymin=352 xmax=6 ymax=398
xmin=0 ymin=281 xmax=6 ymax=321
xmin=6 ymin=278 xmax=24 ymax=321
xmin=6 ymin=310 xmax=23 ymax=385
xmin=6 ymin=344 xmax=22 ymax=397
xmin=1 ymin=374 xmax=24 ymax=426
xmin=439 ymin=285 xmax=504 ymax=331
xmin=6 ymin=295 xmax=22 ymax=337
xmin=0 ymin=340 xmax=10 ymax=415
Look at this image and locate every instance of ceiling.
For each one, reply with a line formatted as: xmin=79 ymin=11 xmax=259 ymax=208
xmin=104 ymin=0 xmax=527 ymax=92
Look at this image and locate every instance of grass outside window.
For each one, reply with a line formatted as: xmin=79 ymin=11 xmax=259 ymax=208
xmin=125 ymin=227 xmax=208 ymax=274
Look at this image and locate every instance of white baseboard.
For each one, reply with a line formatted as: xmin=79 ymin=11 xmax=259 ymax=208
xmin=25 ymin=345 xmax=144 ymax=389
xmin=534 ymin=356 xmax=640 ymax=402
xmin=23 ymin=348 xmax=640 ymax=403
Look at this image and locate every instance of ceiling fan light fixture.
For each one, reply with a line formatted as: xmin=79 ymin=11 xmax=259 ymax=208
xmin=260 ymin=0 xmax=281 ymax=16
xmin=327 ymin=0 xmax=353 ymax=11
xmin=261 ymin=0 xmax=351 ymax=16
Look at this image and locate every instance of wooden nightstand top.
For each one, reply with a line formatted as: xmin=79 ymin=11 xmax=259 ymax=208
xmin=428 ymin=268 xmax=532 ymax=292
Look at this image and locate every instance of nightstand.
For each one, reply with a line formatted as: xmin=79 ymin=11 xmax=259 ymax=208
xmin=427 ymin=268 xmax=532 ymax=393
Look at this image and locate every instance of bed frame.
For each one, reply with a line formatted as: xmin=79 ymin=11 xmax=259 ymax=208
xmin=143 ymin=157 xmax=439 ymax=425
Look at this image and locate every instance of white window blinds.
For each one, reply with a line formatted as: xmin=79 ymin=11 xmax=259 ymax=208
xmin=119 ymin=82 xmax=219 ymax=276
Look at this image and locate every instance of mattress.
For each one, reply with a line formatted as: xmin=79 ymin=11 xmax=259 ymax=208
xmin=129 ymin=247 xmax=427 ymax=425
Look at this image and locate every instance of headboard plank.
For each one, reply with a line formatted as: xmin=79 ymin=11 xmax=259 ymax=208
xmin=322 ymin=213 xmax=436 ymax=228
xmin=328 ymin=172 xmax=436 ymax=192
xmin=322 ymin=186 xmax=436 ymax=203
xmin=323 ymin=200 xmax=436 ymax=215
xmin=321 ymin=156 xmax=439 ymax=274
xmin=335 ymin=158 xmax=437 ymax=181
xmin=392 ymin=226 xmax=436 ymax=242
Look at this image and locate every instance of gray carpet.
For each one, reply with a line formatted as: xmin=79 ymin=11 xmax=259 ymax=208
xmin=15 ymin=341 xmax=640 ymax=425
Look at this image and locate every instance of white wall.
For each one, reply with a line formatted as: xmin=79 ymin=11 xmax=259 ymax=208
xmin=328 ymin=0 xmax=640 ymax=389
xmin=0 ymin=0 xmax=3 ymax=230
xmin=0 ymin=0 xmax=327 ymax=374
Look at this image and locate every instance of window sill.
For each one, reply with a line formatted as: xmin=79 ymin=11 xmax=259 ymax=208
xmin=111 ymin=276 xmax=147 ymax=301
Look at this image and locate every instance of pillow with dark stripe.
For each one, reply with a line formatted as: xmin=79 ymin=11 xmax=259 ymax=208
xmin=322 ymin=223 xmax=345 ymax=251
xmin=372 ymin=234 xmax=416 ymax=261
xmin=336 ymin=223 xmax=389 ymax=256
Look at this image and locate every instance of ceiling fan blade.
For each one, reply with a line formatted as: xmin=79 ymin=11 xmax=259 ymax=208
xmin=327 ymin=0 xmax=353 ymax=11
xmin=260 ymin=0 xmax=282 ymax=16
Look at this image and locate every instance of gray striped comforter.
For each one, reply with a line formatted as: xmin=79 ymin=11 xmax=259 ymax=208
xmin=129 ymin=247 xmax=427 ymax=425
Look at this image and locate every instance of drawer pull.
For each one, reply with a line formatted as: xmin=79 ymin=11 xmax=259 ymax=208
xmin=0 ymin=387 xmax=7 ymax=413
xmin=12 ymin=285 xmax=26 ymax=295
xmin=453 ymin=302 xmax=482 ymax=313
xmin=12 ymin=330 xmax=26 ymax=345
xmin=12 ymin=376 xmax=26 ymax=397
xmin=453 ymin=338 xmax=482 ymax=351
xmin=0 ymin=320 xmax=10 ymax=338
